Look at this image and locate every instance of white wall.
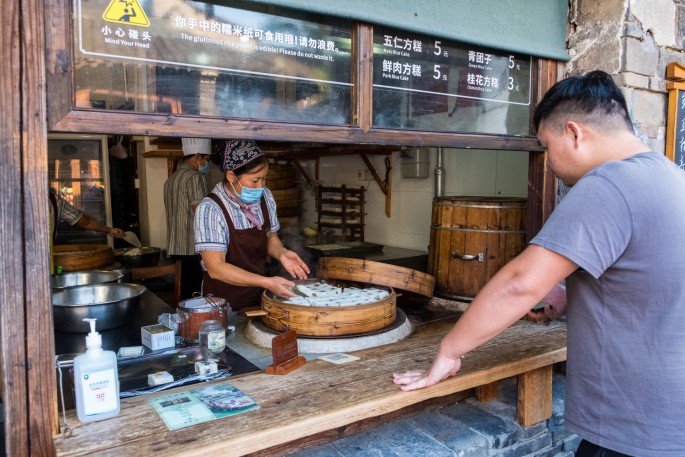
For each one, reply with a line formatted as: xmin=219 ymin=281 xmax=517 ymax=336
xmin=136 ymin=144 xmax=168 ymax=250
xmin=299 ymin=148 xmax=529 ymax=252
xmin=139 ymin=145 xmax=529 ymax=253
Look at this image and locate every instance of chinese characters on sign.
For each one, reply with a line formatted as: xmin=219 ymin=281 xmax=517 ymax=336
xmin=75 ymin=0 xmax=352 ymax=122
xmin=372 ymin=27 xmax=532 ymax=135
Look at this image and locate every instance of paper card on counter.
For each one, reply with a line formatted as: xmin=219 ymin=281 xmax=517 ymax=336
xmin=318 ymin=353 xmax=360 ymax=364
xmin=149 ymin=381 xmax=259 ymax=430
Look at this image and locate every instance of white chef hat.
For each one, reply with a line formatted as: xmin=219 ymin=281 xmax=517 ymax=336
xmin=181 ymin=138 xmax=211 ymax=156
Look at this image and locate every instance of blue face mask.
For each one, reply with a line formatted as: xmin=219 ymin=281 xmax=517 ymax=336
xmin=198 ymin=157 xmax=210 ymax=175
xmin=231 ymin=181 xmax=264 ymax=204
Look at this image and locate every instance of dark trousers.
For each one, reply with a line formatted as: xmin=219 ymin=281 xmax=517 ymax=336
xmin=576 ymin=440 xmax=633 ymax=457
xmin=173 ymin=254 xmax=204 ymax=300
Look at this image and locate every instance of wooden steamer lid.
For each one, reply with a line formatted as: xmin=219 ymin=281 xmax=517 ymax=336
xmin=52 ymin=244 xmax=114 ymax=272
xmin=317 ymin=257 xmax=435 ymax=298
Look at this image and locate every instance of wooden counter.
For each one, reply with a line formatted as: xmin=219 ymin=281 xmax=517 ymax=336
xmin=54 ymin=317 xmax=566 ymax=456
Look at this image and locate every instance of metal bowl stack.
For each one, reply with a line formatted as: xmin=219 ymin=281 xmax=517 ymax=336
xmin=52 ymin=283 xmax=147 ymax=333
xmin=50 ymin=269 xmax=123 ymax=290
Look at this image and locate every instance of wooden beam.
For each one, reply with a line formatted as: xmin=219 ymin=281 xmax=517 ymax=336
xmin=291 ymin=159 xmax=314 ymax=187
xmin=352 ymin=23 xmax=373 ymax=132
xmin=11 ymin=0 xmax=60 ymax=454
xmin=666 ymin=62 xmax=685 ymax=81
xmin=526 ymin=59 xmax=559 ymax=241
xmin=1 ymin=1 xmax=31 ymax=455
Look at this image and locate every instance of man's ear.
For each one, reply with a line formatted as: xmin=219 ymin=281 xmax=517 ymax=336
xmin=566 ymin=121 xmax=585 ymax=148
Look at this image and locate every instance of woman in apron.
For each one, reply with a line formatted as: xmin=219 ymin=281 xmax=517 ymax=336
xmin=194 ymin=139 xmax=310 ymax=311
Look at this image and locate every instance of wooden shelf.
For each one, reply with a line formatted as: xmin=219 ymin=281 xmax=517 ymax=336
xmin=316 ymin=185 xmax=365 ymax=242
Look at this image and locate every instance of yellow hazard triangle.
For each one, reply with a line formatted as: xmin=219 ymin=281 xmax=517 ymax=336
xmin=102 ymin=0 xmax=150 ymax=27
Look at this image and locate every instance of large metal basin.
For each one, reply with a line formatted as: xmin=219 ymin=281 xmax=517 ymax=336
xmin=50 ymin=269 xmax=123 ymax=290
xmin=52 ymin=283 xmax=147 ymax=333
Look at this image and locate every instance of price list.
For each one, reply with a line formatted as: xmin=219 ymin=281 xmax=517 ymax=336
xmin=372 ymin=26 xmax=532 ymax=134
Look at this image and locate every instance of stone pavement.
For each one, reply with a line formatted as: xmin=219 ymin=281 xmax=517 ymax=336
xmin=290 ymin=373 xmax=579 ymax=457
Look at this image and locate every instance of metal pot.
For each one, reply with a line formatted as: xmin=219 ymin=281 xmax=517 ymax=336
xmin=50 ymin=269 xmax=123 ymax=290
xmin=113 ymin=247 xmax=162 ymax=268
xmin=52 ymin=283 xmax=147 ymax=333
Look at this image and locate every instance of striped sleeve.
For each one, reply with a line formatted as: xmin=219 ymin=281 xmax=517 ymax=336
xmin=263 ymin=187 xmax=281 ymax=234
xmin=194 ymin=196 xmax=230 ymax=253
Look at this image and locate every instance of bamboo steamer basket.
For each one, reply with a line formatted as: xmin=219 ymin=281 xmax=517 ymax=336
xmin=261 ymin=278 xmax=396 ymax=337
xmin=53 ymin=244 xmax=114 ymax=272
xmin=271 ymin=187 xmax=299 ymax=217
xmin=266 ymin=163 xmax=297 ymax=190
xmin=258 ymin=258 xmax=435 ymax=337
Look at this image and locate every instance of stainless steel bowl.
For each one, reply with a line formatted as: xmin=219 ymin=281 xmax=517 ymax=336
xmin=52 ymin=283 xmax=147 ymax=333
xmin=50 ymin=269 xmax=124 ymax=290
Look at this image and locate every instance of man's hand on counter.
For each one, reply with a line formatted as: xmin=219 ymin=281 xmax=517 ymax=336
xmin=392 ymin=353 xmax=462 ymax=391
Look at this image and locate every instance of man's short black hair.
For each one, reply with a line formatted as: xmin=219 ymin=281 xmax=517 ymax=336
xmin=533 ymin=70 xmax=633 ymax=133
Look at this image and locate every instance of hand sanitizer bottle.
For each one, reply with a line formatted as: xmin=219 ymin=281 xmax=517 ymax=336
xmin=73 ymin=318 xmax=120 ymax=422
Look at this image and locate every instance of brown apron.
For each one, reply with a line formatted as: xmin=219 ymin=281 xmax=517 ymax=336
xmin=202 ymin=193 xmax=270 ymax=311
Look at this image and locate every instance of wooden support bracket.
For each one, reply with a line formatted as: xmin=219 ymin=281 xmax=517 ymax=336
xmin=360 ymin=153 xmax=392 ymax=217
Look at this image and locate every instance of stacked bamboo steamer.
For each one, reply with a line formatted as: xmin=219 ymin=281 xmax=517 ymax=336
xmin=268 ymin=160 xmax=299 ymax=227
xmin=53 ymin=244 xmax=114 ymax=272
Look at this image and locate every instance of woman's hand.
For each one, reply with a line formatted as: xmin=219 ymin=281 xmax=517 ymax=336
xmin=279 ymin=249 xmax=310 ymax=280
xmin=527 ymin=283 xmax=567 ymax=322
xmin=264 ymin=276 xmax=298 ymax=299
xmin=392 ymin=352 xmax=462 ymax=391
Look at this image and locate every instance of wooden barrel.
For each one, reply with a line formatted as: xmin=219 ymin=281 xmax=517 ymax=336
xmin=428 ymin=197 xmax=526 ymax=300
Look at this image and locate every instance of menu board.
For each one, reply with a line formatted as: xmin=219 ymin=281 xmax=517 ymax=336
xmin=74 ymin=0 xmax=352 ymax=122
xmin=372 ymin=26 xmax=532 ymax=135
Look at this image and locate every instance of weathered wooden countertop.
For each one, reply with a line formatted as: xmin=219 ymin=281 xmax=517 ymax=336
xmin=53 ymin=316 xmax=566 ymax=456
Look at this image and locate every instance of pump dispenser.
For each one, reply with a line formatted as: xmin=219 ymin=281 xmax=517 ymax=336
xmin=73 ymin=318 xmax=120 ymax=422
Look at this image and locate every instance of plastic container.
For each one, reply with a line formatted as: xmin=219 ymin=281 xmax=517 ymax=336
xmin=73 ymin=318 xmax=120 ymax=422
xmin=198 ymin=320 xmax=226 ymax=354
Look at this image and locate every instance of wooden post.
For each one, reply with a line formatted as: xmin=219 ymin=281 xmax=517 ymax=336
xmin=516 ymin=365 xmax=553 ymax=426
xmin=475 ymin=381 xmax=499 ymax=403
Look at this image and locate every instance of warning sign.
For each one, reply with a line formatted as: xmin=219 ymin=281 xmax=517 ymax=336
xmin=102 ymin=0 xmax=150 ymax=27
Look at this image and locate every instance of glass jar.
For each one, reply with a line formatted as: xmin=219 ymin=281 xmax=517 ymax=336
xmin=198 ymin=320 xmax=226 ymax=354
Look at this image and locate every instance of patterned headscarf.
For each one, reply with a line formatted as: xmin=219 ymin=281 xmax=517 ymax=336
xmin=221 ymin=140 xmax=264 ymax=172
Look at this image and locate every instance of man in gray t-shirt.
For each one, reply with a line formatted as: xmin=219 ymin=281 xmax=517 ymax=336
xmin=393 ymin=71 xmax=685 ymax=456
